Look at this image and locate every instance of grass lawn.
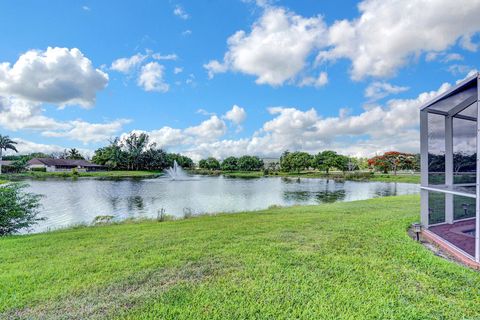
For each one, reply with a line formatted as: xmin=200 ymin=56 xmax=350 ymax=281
xmin=1 ymin=195 xmax=479 ymax=319
xmin=3 ymin=170 xmax=163 ymax=180
xmin=0 ymin=180 xmax=7 ymax=184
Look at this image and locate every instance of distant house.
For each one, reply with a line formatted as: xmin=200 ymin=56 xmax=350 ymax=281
xmin=0 ymin=160 xmax=14 ymax=173
xmin=27 ymin=158 xmax=105 ymax=172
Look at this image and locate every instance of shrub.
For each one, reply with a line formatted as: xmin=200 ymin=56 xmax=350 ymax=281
xmin=0 ymin=183 xmax=43 ymax=236
xmin=31 ymin=167 xmax=47 ymax=172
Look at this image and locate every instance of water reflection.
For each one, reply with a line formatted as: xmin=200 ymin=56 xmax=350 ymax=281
xmin=24 ymin=176 xmax=419 ymax=233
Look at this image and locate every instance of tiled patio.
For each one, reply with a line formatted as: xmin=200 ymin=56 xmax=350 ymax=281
xmin=429 ymin=219 xmax=476 ymax=256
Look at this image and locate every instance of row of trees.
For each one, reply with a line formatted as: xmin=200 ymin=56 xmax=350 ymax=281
xmin=197 ymin=150 xmax=419 ymax=174
xmin=279 ymin=150 xmax=358 ymax=173
xmin=199 ymin=156 xmax=264 ymax=171
xmin=92 ymin=133 xmax=194 ymax=171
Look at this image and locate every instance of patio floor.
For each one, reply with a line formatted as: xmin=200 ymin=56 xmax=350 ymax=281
xmin=429 ymin=219 xmax=476 ymax=257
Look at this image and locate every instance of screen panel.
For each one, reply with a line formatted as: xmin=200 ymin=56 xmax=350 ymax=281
xmin=428 ymin=113 xmax=445 ymax=185
xmin=428 ymin=191 xmax=445 ymax=225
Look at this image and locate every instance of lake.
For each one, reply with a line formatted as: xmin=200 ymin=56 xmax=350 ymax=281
xmin=23 ymin=175 xmax=419 ymax=233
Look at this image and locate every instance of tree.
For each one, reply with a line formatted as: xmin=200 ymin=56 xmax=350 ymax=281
xmin=0 ymin=135 xmax=18 ymax=175
xmin=280 ymin=151 xmax=313 ymax=173
xmin=368 ymin=151 xmax=416 ymax=175
xmin=313 ymin=150 xmax=342 ymax=174
xmin=66 ymin=148 xmax=85 ymax=160
xmin=123 ymin=132 xmax=150 ymax=170
xmin=237 ymin=155 xmax=264 ymax=171
xmin=92 ymin=138 xmax=127 ymax=170
xmin=11 ymin=158 xmax=28 ymax=173
xmin=199 ymin=157 xmax=220 ymax=170
xmin=0 ymin=183 xmax=43 ymax=236
xmin=221 ymin=157 xmax=238 ymax=171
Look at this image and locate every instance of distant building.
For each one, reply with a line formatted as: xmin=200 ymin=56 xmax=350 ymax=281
xmin=262 ymin=158 xmax=280 ymax=170
xmin=27 ymin=158 xmax=105 ymax=172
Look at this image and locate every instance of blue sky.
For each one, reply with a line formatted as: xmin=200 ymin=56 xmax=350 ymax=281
xmin=0 ymin=0 xmax=479 ymax=160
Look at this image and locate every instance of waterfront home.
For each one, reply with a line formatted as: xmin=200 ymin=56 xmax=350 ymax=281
xmin=419 ymin=72 xmax=479 ymax=267
xmin=27 ymin=158 xmax=105 ymax=172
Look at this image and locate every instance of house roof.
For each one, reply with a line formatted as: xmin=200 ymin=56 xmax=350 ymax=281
xmin=28 ymin=158 xmax=104 ymax=168
xmin=0 ymin=160 xmax=13 ymax=166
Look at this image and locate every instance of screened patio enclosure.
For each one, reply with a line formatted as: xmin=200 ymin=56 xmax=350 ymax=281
xmin=420 ymin=72 xmax=480 ymax=262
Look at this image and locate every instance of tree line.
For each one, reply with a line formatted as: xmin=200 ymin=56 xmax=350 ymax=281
xmin=198 ymin=156 xmax=264 ymax=171
xmin=91 ymin=133 xmax=194 ymax=171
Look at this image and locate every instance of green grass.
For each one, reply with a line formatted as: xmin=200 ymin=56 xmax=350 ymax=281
xmin=4 ymin=170 xmax=163 ymax=180
xmin=0 ymin=179 xmax=7 ymax=184
xmin=192 ymin=169 xmax=420 ymax=183
xmin=1 ymin=195 xmax=479 ymax=319
xmin=368 ymin=173 xmax=420 ymax=184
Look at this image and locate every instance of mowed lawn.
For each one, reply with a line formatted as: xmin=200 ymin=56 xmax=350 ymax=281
xmin=1 ymin=195 xmax=480 ymax=319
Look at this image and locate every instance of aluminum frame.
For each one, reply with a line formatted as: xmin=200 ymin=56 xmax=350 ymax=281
xmin=419 ymin=72 xmax=480 ymax=262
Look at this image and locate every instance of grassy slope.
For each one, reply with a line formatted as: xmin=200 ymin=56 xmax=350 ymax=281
xmin=4 ymin=170 xmax=163 ymax=179
xmin=1 ymin=195 xmax=479 ymax=319
xmin=193 ymin=169 xmax=420 ymax=184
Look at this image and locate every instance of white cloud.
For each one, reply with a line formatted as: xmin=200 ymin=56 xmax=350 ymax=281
xmin=364 ymin=82 xmax=409 ymax=101
xmin=442 ymin=53 xmax=464 ymax=63
xmin=174 ymin=67 xmax=183 ymax=74
xmin=182 ymin=30 xmax=192 ymax=36
xmin=127 ymin=79 xmax=455 ymax=161
xmin=223 ymin=105 xmax=247 ymax=125
xmin=196 ymin=108 xmax=215 ymax=116
xmin=205 ymin=7 xmax=327 ymax=86
xmin=318 ymin=0 xmax=480 ymax=80
xmin=298 ymin=72 xmax=328 ymax=88
xmin=447 ymin=64 xmax=473 ymax=76
xmin=0 ymin=47 xmax=108 ymax=107
xmin=173 ymin=5 xmax=189 ymax=20
xmin=0 ymin=97 xmax=67 ymax=131
xmin=184 ymin=115 xmax=227 ymax=141
xmin=82 ymin=5 xmax=90 ymax=11
xmin=152 ymin=53 xmax=178 ymax=61
xmin=138 ymin=62 xmax=169 ymax=92
xmin=42 ymin=119 xmax=131 ymax=144
xmin=111 ymin=53 xmax=146 ymax=73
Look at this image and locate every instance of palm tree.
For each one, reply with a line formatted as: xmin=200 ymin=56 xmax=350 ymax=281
xmin=66 ymin=148 xmax=84 ymax=160
xmin=0 ymin=135 xmax=18 ymax=175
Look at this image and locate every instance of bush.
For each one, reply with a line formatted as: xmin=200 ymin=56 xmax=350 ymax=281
xmin=0 ymin=183 xmax=43 ymax=236
xmin=31 ymin=167 xmax=47 ymax=172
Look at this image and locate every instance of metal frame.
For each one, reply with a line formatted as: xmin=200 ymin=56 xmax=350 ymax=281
xmin=420 ymin=72 xmax=480 ymax=262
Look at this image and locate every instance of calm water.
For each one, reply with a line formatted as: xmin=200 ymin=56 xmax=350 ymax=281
xmin=23 ymin=175 xmax=419 ymax=233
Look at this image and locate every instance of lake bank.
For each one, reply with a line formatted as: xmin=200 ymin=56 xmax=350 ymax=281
xmin=191 ymin=169 xmax=420 ymax=183
xmin=1 ymin=195 xmax=479 ymax=319
xmin=2 ymin=170 xmax=163 ymax=180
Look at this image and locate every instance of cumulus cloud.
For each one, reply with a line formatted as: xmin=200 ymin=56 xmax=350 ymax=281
xmin=364 ymin=82 xmax=409 ymax=101
xmin=0 ymin=47 xmax=108 ymax=107
xmin=174 ymin=67 xmax=183 ymax=74
xmin=298 ymin=72 xmax=328 ymax=88
xmin=184 ymin=115 xmax=227 ymax=141
xmin=138 ymin=62 xmax=169 ymax=92
xmin=173 ymin=5 xmax=189 ymax=19
xmin=223 ymin=105 xmax=247 ymax=125
xmin=111 ymin=53 xmax=146 ymax=73
xmin=205 ymin=7 xmax=327 ymax=86
xmin=126 ymin=79 xmax=456 ymax=161
xmin=208 ymin=1 xmax=480 ymax=85
xmin=318 ymin=0 xmax=480 ymax=80
xmin=42 ymin=119 xmax=131 ymax=144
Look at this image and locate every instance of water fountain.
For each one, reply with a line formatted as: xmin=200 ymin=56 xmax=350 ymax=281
xmin=165 ymin=160 xmax=188 ymax=180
